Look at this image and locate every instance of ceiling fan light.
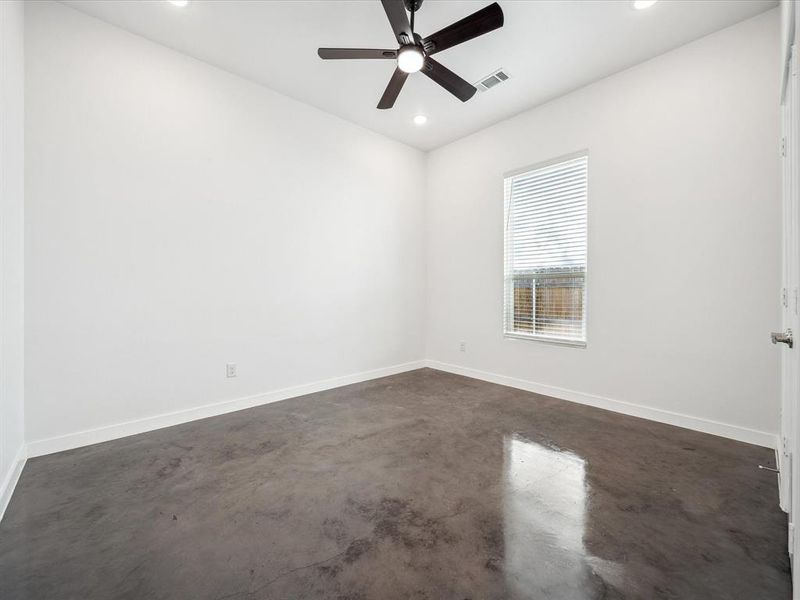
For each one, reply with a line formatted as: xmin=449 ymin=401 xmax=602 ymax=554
xmin=397 ymin=47 xmax=424 ymax=74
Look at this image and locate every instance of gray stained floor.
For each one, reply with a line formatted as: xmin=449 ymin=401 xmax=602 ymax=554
xmin=0 ymin=369 xmax=791 ymax=599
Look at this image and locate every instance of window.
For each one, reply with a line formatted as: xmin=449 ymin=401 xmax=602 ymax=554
xmin=504 ymin=154 xmax=588 ymax=345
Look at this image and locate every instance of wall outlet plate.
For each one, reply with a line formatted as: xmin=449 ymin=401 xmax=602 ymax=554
xmin=226 ymin=363 xmax=237 ymax=378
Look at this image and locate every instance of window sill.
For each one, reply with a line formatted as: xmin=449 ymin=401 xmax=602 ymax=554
xmin=503 ymin=332 xmax=587 ymax=348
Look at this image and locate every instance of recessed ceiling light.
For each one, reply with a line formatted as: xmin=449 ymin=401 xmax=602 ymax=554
xmin=633 ymin=0 xmax=658 ymax=9
xmin=413 ymin=115 xmax=428 ymax=126
xmin=397 ymin=47 xmax=424 ymax=74
xmin=168 ymin=0 xmax=190 ymax=7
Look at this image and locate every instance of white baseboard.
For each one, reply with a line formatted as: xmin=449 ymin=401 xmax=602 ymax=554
xmin=425 ymin=360 xmax=777 ymax=449
xmin=0 ymin=444 xmax=27 ymax=523
xmin=23 ymin=357 xmax=778 ymax=458
xmin=26 ymin=360 xmax=427 ymax=458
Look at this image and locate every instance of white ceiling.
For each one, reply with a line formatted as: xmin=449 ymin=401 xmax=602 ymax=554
xmin=62 ymin=0 xmax=777 ymax=151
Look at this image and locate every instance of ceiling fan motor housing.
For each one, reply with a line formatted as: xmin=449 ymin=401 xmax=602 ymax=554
xmin=403 ymin=0 xmax=424 ymax=13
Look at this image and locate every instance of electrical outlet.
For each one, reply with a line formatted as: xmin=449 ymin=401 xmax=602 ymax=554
xmin=226 ymin=363 xmax=237 ymax=378
xmin=459 ymin=341 xmax=466 ymax=352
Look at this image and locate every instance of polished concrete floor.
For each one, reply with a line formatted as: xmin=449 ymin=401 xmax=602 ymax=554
xmin=0 ymin=369 xmax=790 ymax=599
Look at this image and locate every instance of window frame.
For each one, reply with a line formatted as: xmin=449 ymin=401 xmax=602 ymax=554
xmin=503 ymin=150 xmax=589 ymax=348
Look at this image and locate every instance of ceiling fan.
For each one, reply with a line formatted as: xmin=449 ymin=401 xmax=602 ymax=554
xmin=317 ymin=0 xmax=504 ymax=110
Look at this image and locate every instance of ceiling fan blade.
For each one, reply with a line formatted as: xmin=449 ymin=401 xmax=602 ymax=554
xmin=377 ymin=67 xmax=409 ymax=110
xmin=381 ymin=0 xmax=414 ymax=46
xmin=318 ymin=48 xmax=397 ymax=60
xmin=422 ymin=57 xmax=476 ymax=102
xmin=422 ymin=2 xmax=504 ymax=56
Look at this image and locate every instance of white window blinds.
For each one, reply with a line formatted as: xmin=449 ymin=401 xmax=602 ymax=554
xmin=504 ymin=154 xmax=588 ymax=344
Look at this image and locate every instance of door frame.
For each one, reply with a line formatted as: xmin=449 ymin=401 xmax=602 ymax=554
xmin=780 ymin=0 xmax=800 ymax=582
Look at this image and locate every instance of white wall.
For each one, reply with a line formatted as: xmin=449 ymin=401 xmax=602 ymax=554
xmin=426 ymin=9 xmax=782 ymax=443
xmin=24 ymin=1 xmax=426 ymax=448
xmin=22 ymin=2 xmax=783 ymax=453
xmin=0 ymin=0 xmax=26 ymax=515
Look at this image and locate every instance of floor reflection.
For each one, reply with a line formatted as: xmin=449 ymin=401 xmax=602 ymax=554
xmin=503 ymin=434 xmax=594 ymax=598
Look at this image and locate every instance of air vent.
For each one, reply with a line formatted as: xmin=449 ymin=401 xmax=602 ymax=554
xmin=476 ymin=69 xmax=510 ymax=92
